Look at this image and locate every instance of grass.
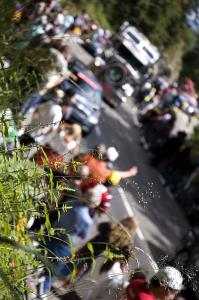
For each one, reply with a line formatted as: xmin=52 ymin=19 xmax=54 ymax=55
xmin=165 ymin=40 xmax=184 ymax=81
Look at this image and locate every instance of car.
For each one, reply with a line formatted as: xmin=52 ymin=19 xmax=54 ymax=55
xmin=109 ymin=23 xmax=160 ymax=87
xmin=95 ymin=56 xmax=134 ymax=108
xmin=61 ymin=60 xmax=103 ymax=134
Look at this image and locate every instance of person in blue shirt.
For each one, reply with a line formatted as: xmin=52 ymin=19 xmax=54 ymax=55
xmin=38 ymin=193 xmax=93 ymax=297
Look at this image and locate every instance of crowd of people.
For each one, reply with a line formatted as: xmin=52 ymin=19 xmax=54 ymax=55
xmin=1 ymin=0 xmax=195 ymax=299
xmin=13 ymin=1 xmax=139 ymax=298
xmin=136 ymin=76 xmax=199 ymax=228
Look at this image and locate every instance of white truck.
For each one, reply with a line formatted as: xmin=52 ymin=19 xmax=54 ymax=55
xmin=112 ymin=22 xmax=160 ymax=83
xmin=91 ymin=22 xmax=160 ymax=107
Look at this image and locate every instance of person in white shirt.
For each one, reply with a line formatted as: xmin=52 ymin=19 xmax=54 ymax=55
xmin=48 ymin=123 xmax=82 ymax=155
xmin=21 ymin=95 xmax=75 ymax=146
xmin=88 ymin=253 xmax=130 ymax=300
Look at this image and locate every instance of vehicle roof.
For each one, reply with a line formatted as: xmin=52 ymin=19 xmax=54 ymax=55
xmin=69 ymin=59 xmax=102 ymax=89
xmin=120 ymin=25 xmax=160 ymax=65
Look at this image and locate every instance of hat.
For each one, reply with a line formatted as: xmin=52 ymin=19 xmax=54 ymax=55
xmin=155 ymin=266 xmax=183 ymax=291
xmin=106 ymin=147 xmax=119 ymax=162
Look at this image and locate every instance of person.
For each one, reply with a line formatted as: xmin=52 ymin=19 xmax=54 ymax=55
xmin=88 ymin=250 xmax=130 ymax=300
xmin=60 ymin=88 xmax=77 ymax=122
xmin=83 ymin=183 xmax=113 ymax=216
xmin=125 ymin=266 xmax=183 ymax=300
xmin=20 ymin=94 xmax=75 ymax=146
xmin=60 ymin=216 xmax=138 ymax=289
xmin=48 ymin=123 xmax=82 ymax=155
xmin=38 ymin=192 xmax=94 ymax=297
xmin=151 ymin=131 xmax=186 ymax=167
xmin=71 ymin=144 xmax=138 ymax=190
xmin=30 ymin=123 xmax=82 ymax=170
xmin=39 ymin=45 xmax=76 ymax=95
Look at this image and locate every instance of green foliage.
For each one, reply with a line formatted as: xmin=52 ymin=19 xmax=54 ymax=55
xmin=0 ymin=149 xmax=52 ymax=298
xmin=0 ymin=0 xmax=49 ymax=113
xmin=180 ymin=33 xmax=199 ymax=91
xmin=100 ymin=0 xmax=194 ymax=47
xmin=87 ymin=242 xmax=96 ymax=273
xmin=103 ymin=245 xmax=124 ymax=262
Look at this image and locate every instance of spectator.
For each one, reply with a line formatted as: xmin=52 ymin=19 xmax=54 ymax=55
xmin=31 ymin=123 xmax=82 ymax=169
xmin=61 ymin=88 xmax=76 ymax=122
xmin=39 ymin=45 xmax=76 ymax=94
xmin=20 ymin=95 xmax=74 ymax=146
xmin=83 ymin=183 xmax=113 ymax=216
xmin=71 ymin=144 xmax=138 ymax=189
xmin=48 ymin=123 xmax=82 ymax=155
xmin=88 ymin=249 xmax=130 ymax=300
xmin=125 ymin=266 xmax=183 ymax=300
xmin=60 ymin=217 xmax=138 ymax=289
xmin=38 ymin=193 xmax=94 ymax=296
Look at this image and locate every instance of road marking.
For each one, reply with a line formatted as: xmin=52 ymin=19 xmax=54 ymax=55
xmin=136 ymin=227 xmax=145 ymax=240
xmin=117 ymin=187 xmax=145 ymax=240
xmin=95 ymin=125 xmax=102 ymax=137
xmin=118 ymin=187 xmax=134 ymax=217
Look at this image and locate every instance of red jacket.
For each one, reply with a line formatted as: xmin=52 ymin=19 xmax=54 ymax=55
xmin=126 ymin=279 xmax=156 ymax=300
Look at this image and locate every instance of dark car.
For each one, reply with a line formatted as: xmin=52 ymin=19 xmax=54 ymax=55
xmin=96 ymin=57 xmax=135 ymax=108
xmin=61 ymin=60 xmax=103 ymax=134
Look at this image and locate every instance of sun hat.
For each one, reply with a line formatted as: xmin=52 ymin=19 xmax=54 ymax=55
xmin=155 ymin=266 xmax=183 ymax=291
xmin=106 ymin=147 xmax=119 ymax=162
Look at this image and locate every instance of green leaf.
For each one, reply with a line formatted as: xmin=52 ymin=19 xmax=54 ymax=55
xmin=45 ymin=214 xmax=51 ymax=232
xmin=49 ymin=228 xmax=55 ymax=236
xmin=87 ymin=242 xmax=94 ymax=256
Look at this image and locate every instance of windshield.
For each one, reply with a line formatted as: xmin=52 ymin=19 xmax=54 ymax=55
xmin=61 ymin=76 xmax=102 ymax=105
xmin=76 ymin=80 xmax=102 ymax=104
xmin=117 ymin=44 xmax=146 ymax=73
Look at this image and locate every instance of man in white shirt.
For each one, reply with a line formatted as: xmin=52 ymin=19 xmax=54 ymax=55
xmin=21 ymin=94 xmax=75 ymax=145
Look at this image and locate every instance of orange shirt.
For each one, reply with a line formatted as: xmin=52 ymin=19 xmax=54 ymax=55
xmin=78 ymin=155 xmax=111 ymax=187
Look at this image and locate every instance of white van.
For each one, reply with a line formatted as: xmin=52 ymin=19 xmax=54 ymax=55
xmin=120 ymin=24 xmax=160 ymax=65
xmin=112 ymin=23 xmax=160 ymax=81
